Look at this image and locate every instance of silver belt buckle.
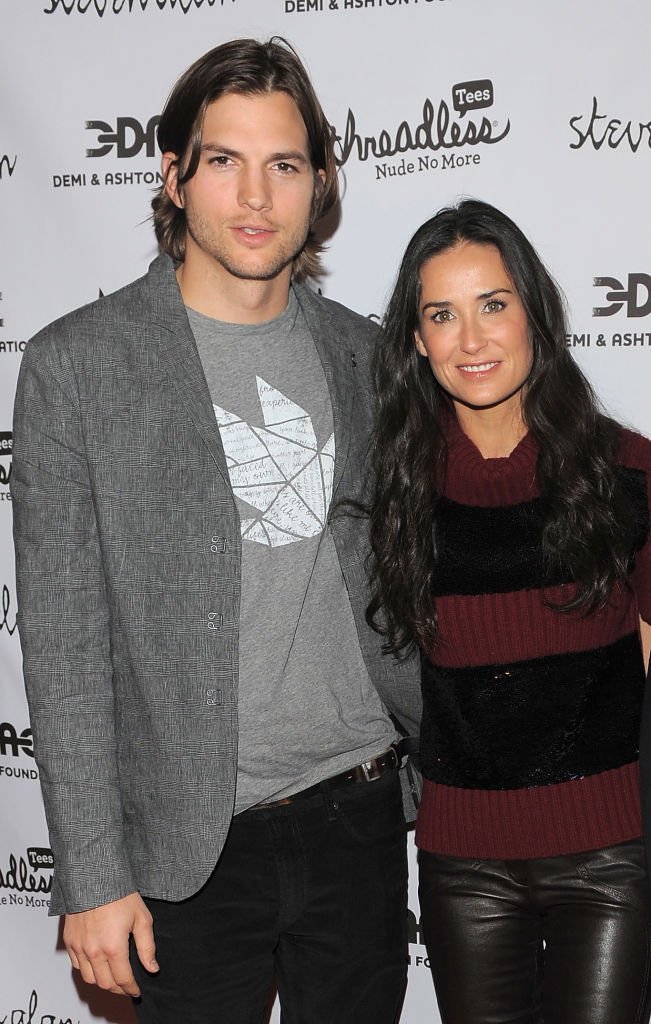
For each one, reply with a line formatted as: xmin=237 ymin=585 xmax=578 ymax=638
xmin=361 ymin=747 xmax=399 ymax=782
xmin=361 ymin=758 xmax=382 ymax=782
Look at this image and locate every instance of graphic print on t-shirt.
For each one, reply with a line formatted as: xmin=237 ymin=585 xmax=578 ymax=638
xmin=213 ymin=376 xmax=335 ymax=548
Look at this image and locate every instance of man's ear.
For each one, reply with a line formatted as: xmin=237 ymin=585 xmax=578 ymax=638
xmin=161 ymin=152 xmax=183 ymax=209
xmin=414 ymin=329 xmax=428 ymax=357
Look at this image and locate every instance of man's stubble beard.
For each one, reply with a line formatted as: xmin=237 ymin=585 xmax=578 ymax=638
xmin=185 ymin=209 xmax=313 ymax=283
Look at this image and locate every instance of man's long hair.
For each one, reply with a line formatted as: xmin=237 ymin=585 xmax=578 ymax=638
xmin=368 ymin=199 xmax=636 ymax=653
xmin=151 ymin=37 xmax=338 ymax=281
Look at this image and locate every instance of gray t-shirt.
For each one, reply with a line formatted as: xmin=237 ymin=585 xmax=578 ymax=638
xmin=188 ymin=290 xmax=396 ymax=812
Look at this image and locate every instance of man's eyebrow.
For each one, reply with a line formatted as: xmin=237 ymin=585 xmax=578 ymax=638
xmin=200 ymin=143 xmax=309 ymax=164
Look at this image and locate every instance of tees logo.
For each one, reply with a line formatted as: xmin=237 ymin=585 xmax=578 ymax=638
xmin=452 ymin=80 xmax=493 ymax=117
xmin=86 ymin=116 xmax=160 ymax=158
xmin=593 ymin=275 xmax=651 ymax=318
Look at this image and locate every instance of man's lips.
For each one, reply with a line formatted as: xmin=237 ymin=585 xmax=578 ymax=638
xmin=231 ymin=224 xmax=275 ymax=234
xmin=230 ymin=225 xmax=277 ymax=246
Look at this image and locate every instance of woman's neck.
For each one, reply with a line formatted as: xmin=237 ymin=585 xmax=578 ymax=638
xmin=454 ymin=400 xmax=527 ymax=459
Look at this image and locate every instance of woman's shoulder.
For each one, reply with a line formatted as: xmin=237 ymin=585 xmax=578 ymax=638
xmin=615 ymin=425 xmax=651 ymax=473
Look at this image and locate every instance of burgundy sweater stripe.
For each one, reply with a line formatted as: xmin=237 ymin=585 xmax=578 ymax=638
xmin=416 ymin=764 xmax=642 ymax=860
xmin=432 ymin=584 xmax=640 ymax=668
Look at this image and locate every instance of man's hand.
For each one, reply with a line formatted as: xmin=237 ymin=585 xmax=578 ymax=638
xmin=63 ymin=892 xmax=158 ymax=997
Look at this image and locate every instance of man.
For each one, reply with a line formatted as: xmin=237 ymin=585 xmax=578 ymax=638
xmin=12 ymin=38 xmax=420 ymax=1023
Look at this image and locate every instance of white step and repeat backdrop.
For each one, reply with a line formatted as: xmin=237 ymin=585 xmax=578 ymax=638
xmin=1 ymin=0 xmax=650 ymax=1020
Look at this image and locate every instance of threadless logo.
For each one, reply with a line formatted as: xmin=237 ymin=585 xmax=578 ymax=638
xmin=334 ymin=78 xmax=510 ymax=182
xmin=593 ymin=275 xmax=651 ymax=318
xmin=0 ymin=848 xmax=53 ymax=906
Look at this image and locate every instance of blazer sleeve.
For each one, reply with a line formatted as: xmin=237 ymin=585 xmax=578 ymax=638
xmin=11 ymin=334 xmax=136 ymax=915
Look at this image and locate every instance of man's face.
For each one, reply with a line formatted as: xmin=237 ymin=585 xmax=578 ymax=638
xmin=164 ymin=90 xmax=323 ymax=286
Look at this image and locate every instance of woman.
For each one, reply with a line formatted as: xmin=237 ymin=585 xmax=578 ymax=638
xmin=368 ymin=199 xmax=651 ymax=1023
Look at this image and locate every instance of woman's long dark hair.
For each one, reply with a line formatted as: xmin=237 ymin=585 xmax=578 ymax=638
xmin=368 ymin=199 xmax=635 ymax=653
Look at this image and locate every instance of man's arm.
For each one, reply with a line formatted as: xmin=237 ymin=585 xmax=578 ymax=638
xmin=11 ymin=333 xmax=156 ymax=993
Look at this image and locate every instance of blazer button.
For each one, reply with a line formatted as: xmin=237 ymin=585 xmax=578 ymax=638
xmin=211 ymin=536 xmax=227 ymax=553
xmin=207 ymin=612 xmax=223 ymax=631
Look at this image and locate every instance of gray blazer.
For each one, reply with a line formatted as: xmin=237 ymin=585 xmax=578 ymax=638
xmin=12 ymin=254 xmax=421 ymax=916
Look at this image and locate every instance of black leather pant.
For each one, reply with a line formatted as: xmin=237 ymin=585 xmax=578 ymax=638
xmin=418 ymin=839 xmax=651 ymax=1024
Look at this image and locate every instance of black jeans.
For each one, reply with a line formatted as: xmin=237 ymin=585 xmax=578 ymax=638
xmin=418 ymin=839 xmax=651 ymax=1024
xmin=132 ymin=770 xmax=408 ymax=1024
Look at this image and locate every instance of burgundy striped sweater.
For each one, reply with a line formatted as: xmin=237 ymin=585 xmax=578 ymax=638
xmin=415 ymin=418 xmax=651 ymax=860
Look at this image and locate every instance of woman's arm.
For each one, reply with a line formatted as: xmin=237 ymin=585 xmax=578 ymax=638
xmin=640 ymin=617 xmax=651 ymax=673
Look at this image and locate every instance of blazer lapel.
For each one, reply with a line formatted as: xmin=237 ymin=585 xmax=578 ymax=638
xmin=146 ymin=255 xmax=232 ymax=487
xmin=295 ymin=283 xmax=356 ymax=498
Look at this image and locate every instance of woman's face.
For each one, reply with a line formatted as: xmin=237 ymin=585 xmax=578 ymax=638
xmin=414 ymin=241 xmax=533 ymax=421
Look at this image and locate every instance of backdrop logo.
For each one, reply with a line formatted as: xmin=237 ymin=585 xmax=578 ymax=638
xmin=284 ymin=0 xmax=450 ymax=11
xmin=333 ymin=79 xmax=510 ymax=181
xmin=0 ymin=849 xmax=53 ymax=906
xmin=0 ymin=990 xmax=80 ymax=1024
xmin=0 ymin=430 xmax=12 ymax=488
xmin=593 ymin=275 xmax=651 ymax=318
xmin=570 ymin=97 xmax=651 ymax=152
xmin=407 ymin=907 xmax=431 ymax=968
xmin=44 ymin=0 xmax=235 ymax=13
xmin=0 ymin=723 xmax=33 ymax=759
xmin=86 ymin=116 xmax=160 ymax=158
xmin=0 ymin=297 xmax=26 ymax=355
xmin=453 ymin=79 xmax=493 ymax=117
xmin=0 ymin=154 xmax=17 ymax=180
xmin=0 ymin=586 xmax=17 ymax=636
xmin=52 ymin=120 xmax=164 ymax=189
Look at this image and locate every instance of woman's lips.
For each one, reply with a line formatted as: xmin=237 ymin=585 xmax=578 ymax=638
xmin=458 ymin=361 xmax=500 ymax=374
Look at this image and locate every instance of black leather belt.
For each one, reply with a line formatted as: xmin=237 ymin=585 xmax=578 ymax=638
xmin=249 ymin=739 xmax=413 ymax=811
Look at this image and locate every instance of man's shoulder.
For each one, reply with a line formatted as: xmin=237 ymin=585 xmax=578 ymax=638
xmin=294 ymin=281 xmax=380 ymax=342
xmin=28 ymin=254 xmax=173 ymax=356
